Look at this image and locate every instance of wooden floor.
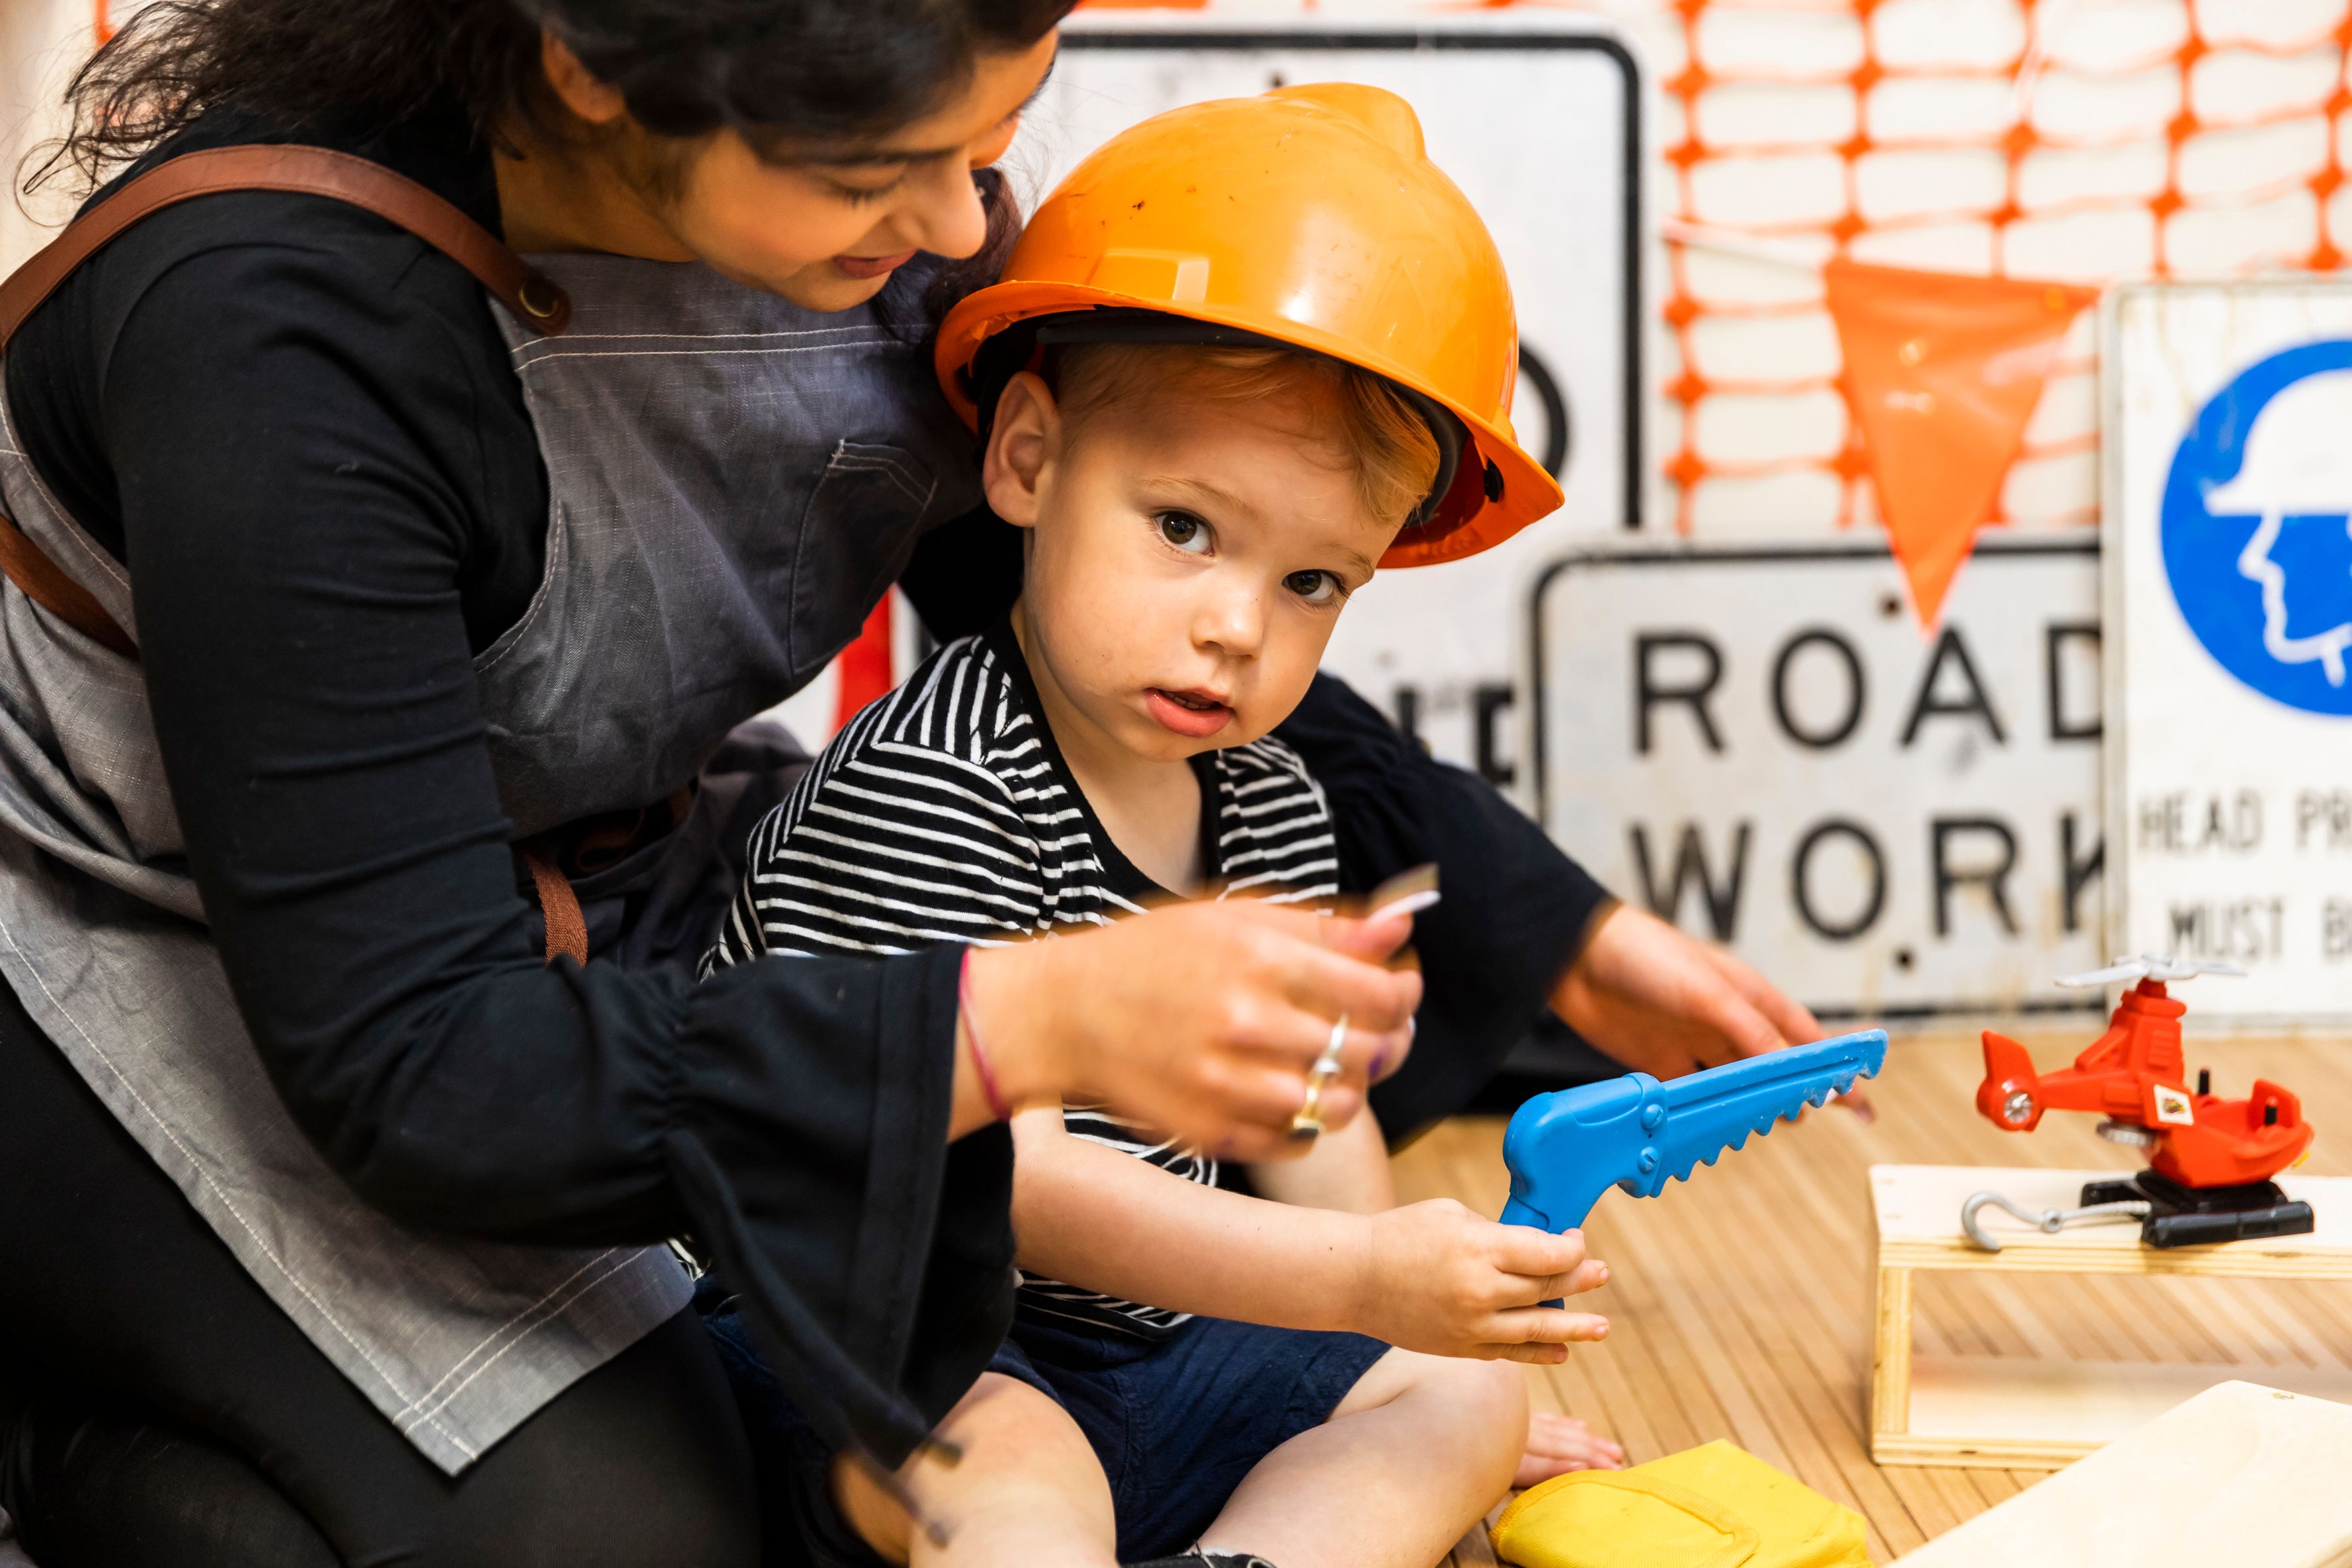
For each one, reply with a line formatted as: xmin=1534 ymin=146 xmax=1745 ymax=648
xmin=1399 ymin=1029 xmax=2352 ymax=1567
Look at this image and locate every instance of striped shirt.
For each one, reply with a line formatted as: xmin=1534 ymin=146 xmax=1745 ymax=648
xmin=705 ymin=619 xmax=1341 ymax=1336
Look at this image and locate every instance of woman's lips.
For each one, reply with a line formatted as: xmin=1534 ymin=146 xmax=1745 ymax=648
xmin=1146 ymin=687 xmax=1233 ymax=739
xmin=834 ymin=248 xmax=917 ymax=281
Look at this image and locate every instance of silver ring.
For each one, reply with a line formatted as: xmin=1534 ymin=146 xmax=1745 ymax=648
xmin=1311 ymin=1014 xmax=1348 ymax=1078
xmin=1289 ymin=1015 xmax=1347 ymax=1142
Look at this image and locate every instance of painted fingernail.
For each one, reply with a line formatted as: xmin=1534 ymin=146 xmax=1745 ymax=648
xmin=1368 ymin=1046 xmax=1391 ymax=1080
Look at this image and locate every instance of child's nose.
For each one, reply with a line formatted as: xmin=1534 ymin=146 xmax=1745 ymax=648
xmin=1196 ymin=586 xmax=1265 ymax=657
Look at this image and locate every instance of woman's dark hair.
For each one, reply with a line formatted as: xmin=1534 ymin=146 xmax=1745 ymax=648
xmin=35 ymin=0 xmax=1069 ymax=311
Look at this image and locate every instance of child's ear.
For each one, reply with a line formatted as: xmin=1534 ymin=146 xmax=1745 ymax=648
xmin=982 ymin=371 xmax=1059 ymax=529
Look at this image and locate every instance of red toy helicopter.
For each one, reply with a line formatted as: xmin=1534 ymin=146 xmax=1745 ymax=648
xmin=1969 ymin=955 xmax=2315 ymax=1249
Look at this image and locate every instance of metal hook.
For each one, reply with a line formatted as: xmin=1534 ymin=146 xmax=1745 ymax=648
xmin=1960 ymin=1190 xmax=2151 ymax=1252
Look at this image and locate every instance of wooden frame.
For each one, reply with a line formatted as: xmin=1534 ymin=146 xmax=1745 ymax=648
xmin=1869 ymin=1164 xmax=2352 ymax=1467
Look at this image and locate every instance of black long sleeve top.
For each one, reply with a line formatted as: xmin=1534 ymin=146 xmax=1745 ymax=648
xmin=5 ymin=105 xmax=1608 ymax=1453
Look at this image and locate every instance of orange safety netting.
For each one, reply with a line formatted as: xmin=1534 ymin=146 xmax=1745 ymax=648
xmin=1660 ymin=0 xmax=2352 ymax=537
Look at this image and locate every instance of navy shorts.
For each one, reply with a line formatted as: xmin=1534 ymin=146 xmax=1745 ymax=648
xmin=990 ymin=1311 xmax=1391 ymax=1561
xmin=696 ymin=1277 xmax=1388 ymax=1566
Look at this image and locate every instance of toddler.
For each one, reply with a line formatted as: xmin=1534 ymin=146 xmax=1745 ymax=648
xmin=708 ymin=84 xmax=1620 ymax=1568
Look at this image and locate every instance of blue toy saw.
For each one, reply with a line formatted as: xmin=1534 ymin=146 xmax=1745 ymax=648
xmin=1500 ymin=1030 xmax=1889 ymax=1234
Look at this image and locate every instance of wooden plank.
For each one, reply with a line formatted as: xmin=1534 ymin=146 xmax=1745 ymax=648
xmin=1871 ymin=1166 xmax=2352 ymax=1278
xmin=1869 ymin=1162 xmax=2352 ymax=1464
xmin=1896 ymin=1353 xmax=2352 ymax=1468
xmin=1888 ymin=1381 xmax=2352 ymax=1567
xmin=1873 ymin=1266 xmax=1913 ymax=1444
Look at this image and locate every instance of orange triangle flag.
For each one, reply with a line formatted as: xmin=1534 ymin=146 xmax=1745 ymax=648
xmin=1824 ymin=260 xmax=2097 ymax=625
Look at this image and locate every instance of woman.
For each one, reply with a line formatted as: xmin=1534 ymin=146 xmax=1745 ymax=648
xmin=0 ymin=1 xmax=1419 ymax=1561
xmin=0 ymin=3 xmax=1826 ymax=1564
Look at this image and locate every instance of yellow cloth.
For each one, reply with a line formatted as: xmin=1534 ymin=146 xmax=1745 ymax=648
xmin=1490 ymin=1441 xmax=1869 ymax=1568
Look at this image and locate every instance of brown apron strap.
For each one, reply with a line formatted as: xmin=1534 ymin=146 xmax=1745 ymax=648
xmin=520 ymin=844 xmax=591 ymax=967
xmin=0 ymin=143 xmax=570 ymax=351
xmin=0 ymin=143 xmax=585 ymax=963
xmin=0 ymin=510 xmax=137 ymax=659
xmin=0 ymin=145 xmax=572 ymax=661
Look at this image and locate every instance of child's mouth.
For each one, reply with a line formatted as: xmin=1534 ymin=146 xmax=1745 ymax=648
xmin=1145 ymin=687 xmax=1233 ymax=738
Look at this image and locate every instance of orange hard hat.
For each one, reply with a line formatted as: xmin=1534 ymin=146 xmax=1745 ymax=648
xmin=935 ymin=83 xmax=1561 ymax=568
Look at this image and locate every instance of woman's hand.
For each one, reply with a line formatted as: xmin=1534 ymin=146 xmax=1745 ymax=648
xmin=1551 ymin=904 xmax=1874 ymax=1121
xmin=958 ymin=901 xmax=1421 ymax=1160
xmin=1349 ymin=1199 xmax=1608 ymax=1364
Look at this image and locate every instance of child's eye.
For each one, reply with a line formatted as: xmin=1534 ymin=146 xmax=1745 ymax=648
xmin=1158 ymin=512 xmax=1212 ymax=554
xmin=1286 ymin=570 xmax=1343 ymax=605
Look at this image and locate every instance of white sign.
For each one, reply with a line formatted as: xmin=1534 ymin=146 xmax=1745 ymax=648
xmin=2104 ymin=283 xmax=2352 ymax=1024
xmin=1016 ymin=13 xmax=1648 ymax=789
xmin=1531 ymin=541 xmax=2106 ymax=1020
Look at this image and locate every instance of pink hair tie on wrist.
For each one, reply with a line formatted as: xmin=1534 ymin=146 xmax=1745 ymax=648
xmin=958 ymin=948 xmax=1016 ymax=1123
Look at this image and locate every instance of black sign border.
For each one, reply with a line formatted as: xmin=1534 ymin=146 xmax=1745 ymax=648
xmin=1061 ymin=25 xmax=1646 ymax=536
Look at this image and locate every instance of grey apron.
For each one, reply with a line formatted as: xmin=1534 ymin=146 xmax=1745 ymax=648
xmin=0 ymin=246 xmax=979 ymax=1472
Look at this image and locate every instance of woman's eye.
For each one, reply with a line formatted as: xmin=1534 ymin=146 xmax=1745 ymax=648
xmin=1286 ymin=570 xmax=1342 ymax=605
xmin=822 ymin=172 xmax=907 ymax=206
xmin=1158 ymin=512 xmax=1211 ymax=553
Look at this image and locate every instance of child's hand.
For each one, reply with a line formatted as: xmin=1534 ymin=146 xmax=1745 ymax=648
xmin=1352 ymin=1199 xmax=1608 ymax=1363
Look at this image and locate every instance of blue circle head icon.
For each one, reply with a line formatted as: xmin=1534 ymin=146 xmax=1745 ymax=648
xmin=2161 ymin=340 xmax=2352 ymax=715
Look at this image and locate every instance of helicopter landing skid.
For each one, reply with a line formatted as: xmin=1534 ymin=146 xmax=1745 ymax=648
xmin=2080 ymin=1169 xmax=2315 ymax=1249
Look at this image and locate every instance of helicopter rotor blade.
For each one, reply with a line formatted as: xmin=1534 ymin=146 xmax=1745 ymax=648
xmin=2054 ymin=955 xmax=2248 ymax=988
xmin=2148 ymin=957 xmax=2245 ymax=981
xmin=2054 ymin=960 xmax=2147 ymax=988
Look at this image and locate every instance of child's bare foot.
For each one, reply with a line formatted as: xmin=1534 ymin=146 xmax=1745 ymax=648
xmin=1513 ymin=1411 xmax=1626 ymax=1486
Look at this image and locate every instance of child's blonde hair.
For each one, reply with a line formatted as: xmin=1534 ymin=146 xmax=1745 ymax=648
xmin=1054 ymin=342 xmax=1443 ymax=532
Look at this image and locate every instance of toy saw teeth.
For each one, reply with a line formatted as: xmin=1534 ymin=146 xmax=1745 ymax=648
xmin=1500 ymin=1029 xmax=1888 ymax=1235
xmin=1967 ymin=955 xmax=2316 ymax=1251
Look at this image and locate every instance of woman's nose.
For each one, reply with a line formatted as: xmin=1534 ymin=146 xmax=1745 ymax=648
xmin=900 ymin=159 xmax=992 ymax=261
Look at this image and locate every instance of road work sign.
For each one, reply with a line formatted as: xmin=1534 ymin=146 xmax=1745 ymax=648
xmin=1021 ymin=13 xmax=1646 ymax=791
xmin=1531 ymin=540 xmax=2104 ymax=1020
xmin=2105 ymin=283 xmax=2352 ymax=1024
